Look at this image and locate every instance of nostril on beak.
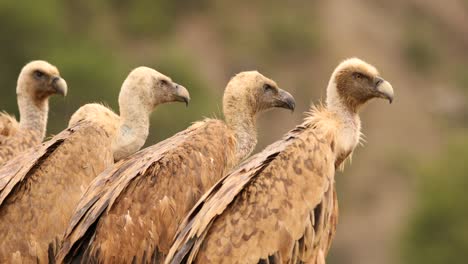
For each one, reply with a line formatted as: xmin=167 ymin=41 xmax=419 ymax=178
xmin=52 ymin=77 xmax=60 ymax=83
xmin=375 ymin=77 xmax=384 ymax=87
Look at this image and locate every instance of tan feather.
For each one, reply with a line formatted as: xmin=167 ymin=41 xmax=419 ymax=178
xmin=165 ymin=110 xmax=339 ymax=264
xmin=0 ymin=112 xmax=42 ymax=166
xmin=0 ymin=61 xmax=68 ymax=166
xmin=165 ymin=58 xmax=393 ymax=264
xmin=57 ymin=70 xmax=295 ymax=264
xmin=0 ymin=112 xmax=19 ymax=137
xmin=56 ymin=119 xmax=237 ymax=263
xmin=0 ymin=120 xmax=115 ymax=263
xmin=0 ymin=66 xmax=189 ymax=263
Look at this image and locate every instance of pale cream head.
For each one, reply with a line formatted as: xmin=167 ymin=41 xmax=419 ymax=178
xmin=112 ymin=67 xmax=190 ymax=161
xmin=16 ymin=60 xmax=67 ymax=139
xmin=17 ymin=60 xmax=67 ymax=101
xmin=223 ymin=71 xmax=295 ymax=119
xmin=222 ymin=71 xmax=296 ymax=162
xmin=118 ymin=66 xmax=190 ymax=115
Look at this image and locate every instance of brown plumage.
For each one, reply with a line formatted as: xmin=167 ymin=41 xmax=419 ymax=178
xmin=0 ymin=60 xmax=67 ymax=166
xmin=0 ymin=67 xmax=189 ymax=263
xmin=165 ymin=58 xmax=394 ymax=264
xmin=56 ymin=71 xmax=296 ymax=264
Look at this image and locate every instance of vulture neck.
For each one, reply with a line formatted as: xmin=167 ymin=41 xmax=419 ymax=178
xmin=17 ymin=93 xmax=48 ymax=140
xmin=225 ymin=109 xmax=257 ymax=163
xmin=325 ymin=81 xmax=362 ymax=166
xmin=113 ymin=103 xmax=151 ymax=161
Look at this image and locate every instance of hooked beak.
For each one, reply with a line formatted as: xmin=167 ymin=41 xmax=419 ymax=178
xmin=51 ymin=76 xmax=68 ymax=96
xmin=173 ymin=83 xmax=190 ymax=107
xmin=274 ymin=88 xmax=296 ymax=112
xmin=375 ymin=77 xmax=394 ymax=104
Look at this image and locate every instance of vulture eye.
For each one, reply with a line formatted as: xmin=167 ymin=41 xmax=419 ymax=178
xmin=159 ymin=79 xmax=169 ymax=86
xmin=263 ymin=83 xmax=274 ymax=92
xmin=34 ymin=70 xmax=45 ymax=79
xmin=353 ymin=72 xmax=365 ymax=79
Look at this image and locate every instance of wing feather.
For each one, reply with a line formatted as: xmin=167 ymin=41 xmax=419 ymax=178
xmin=57 ymin=119 xmax=237 ymax=263
xmin=0 ymin=125 xmax=75 ymax=205
xmin=0 ymin=112 xmax=19 ymax=138
xmin=166 ymin=114 xmax=339 ymax=264
xmin=0 ymin=120 xmax=116 ymax=263
xmin=167 ymin=124 xmax=306 ymax=264
xmin=0 ymin=112 xmax=42 ymax=166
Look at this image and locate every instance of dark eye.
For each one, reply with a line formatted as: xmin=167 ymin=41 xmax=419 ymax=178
xmin=353 ymin=72 xmax=365 ymax=79
xmin=159 ymin=79 xmax=169 ymax=86
xmin=34 ymin=70 xmax=45 ymax=79
xmin=263 ymin=83 xmax=274 ymax=92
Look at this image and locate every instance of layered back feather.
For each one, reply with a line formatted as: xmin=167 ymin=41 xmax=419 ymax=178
xmin=0 ymin=112 xmax=19 ymax=137
xmin=0 ymin=105 xmax=119 ymax=263
xmin=0 ymin=112 xmax=41 ymax=166
xmin=165 ymin=105 xmax=343 ymax=264
xmin=57 ymin=119 xmax=238 ymax=263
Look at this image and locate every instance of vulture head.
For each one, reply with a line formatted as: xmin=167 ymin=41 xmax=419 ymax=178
xmin=17 ymin=60 xmax=68 ymax=102
xmin=119 ymin=66 xmax=190 ymax=114
xmin=113 ymin=67 xmax=190 ymax=161
xmin=326 ymin=58 xmax=394 ymax=113
xmin=223 ymin=71 xmax=295 ymax=119
xmin=222 ymin=71 xmax=295 ymax=161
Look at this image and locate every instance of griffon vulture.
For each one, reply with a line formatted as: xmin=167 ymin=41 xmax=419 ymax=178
xmin=0 ymin=67 xmax=190 ymax=263
xmin=165 ymin=58 xmax=394 ymax=264
xmin=56 ymin=71 xmax=296 ymax=263
xmin=0 ymin=60 xmax=67 ymax=166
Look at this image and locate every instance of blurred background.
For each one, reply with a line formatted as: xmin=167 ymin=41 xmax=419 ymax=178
xmin=0 ymin=0 xmax=467 ymax=263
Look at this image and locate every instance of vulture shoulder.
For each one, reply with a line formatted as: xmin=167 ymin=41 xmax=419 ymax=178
xmin=166 ymin=109 xmax=340 ymax=264
xmin=0 ymin=113 xmax=41 ymax=166
xmin=0 ymin=117 xmax=116 ymax=263
xmin=68 ymin=103 xmax=119 ymax=129
xmin=57 ymin=119 xmax=237 ymax=263
xmin=0 ymin=112 xmax=19 ymax=138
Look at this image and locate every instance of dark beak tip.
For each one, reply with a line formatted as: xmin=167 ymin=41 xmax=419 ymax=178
xmin=52 ymin=77 xmax=67 ymax=96
xmin=55 ymin=88 xmax=66 ymax=97
xmin=276 ymin=89 xmax=296 ymax=112
xmin=288 ymin=99 xmax=296 ymax=112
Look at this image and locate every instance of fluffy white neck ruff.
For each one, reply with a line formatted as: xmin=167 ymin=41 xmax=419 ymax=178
xmin=112 ymin=103 xmax=150 ymax=161
xmin=17 ymin=93 xmax=48 ymax=140
xmin=325 ymin=79 xmax=361 ymax=160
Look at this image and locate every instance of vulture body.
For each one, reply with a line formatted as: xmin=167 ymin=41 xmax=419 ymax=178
xmin=0 ymin=60 xmax=67 ymax=166
xmin=0 ymin=67 xmax=189 ymax=263
xmin=0 ymin=106 xmax=118 ymax=263
xmin=165 ymin=58 xmax=395 ymax=264
xmin=57 ymin=71 xmax=296 ymax=263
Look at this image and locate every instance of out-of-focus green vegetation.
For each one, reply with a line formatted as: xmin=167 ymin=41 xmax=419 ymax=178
xmin=402 ymin=7 xmax=440 ymax=73
xmin=402 ymin=134 xmax=468 ymax=264
xmin=454 ymin=65 xmax=468 ymax=94
xmin=399 ymin=4 xmax=468 ymax=263
xmin=0 ymin=0 xmax=320 ymax=144
xmin=1 ymin=1 xmax=468 ymax=264
xmin=0 ymin=0 xmax=219 ymax=143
